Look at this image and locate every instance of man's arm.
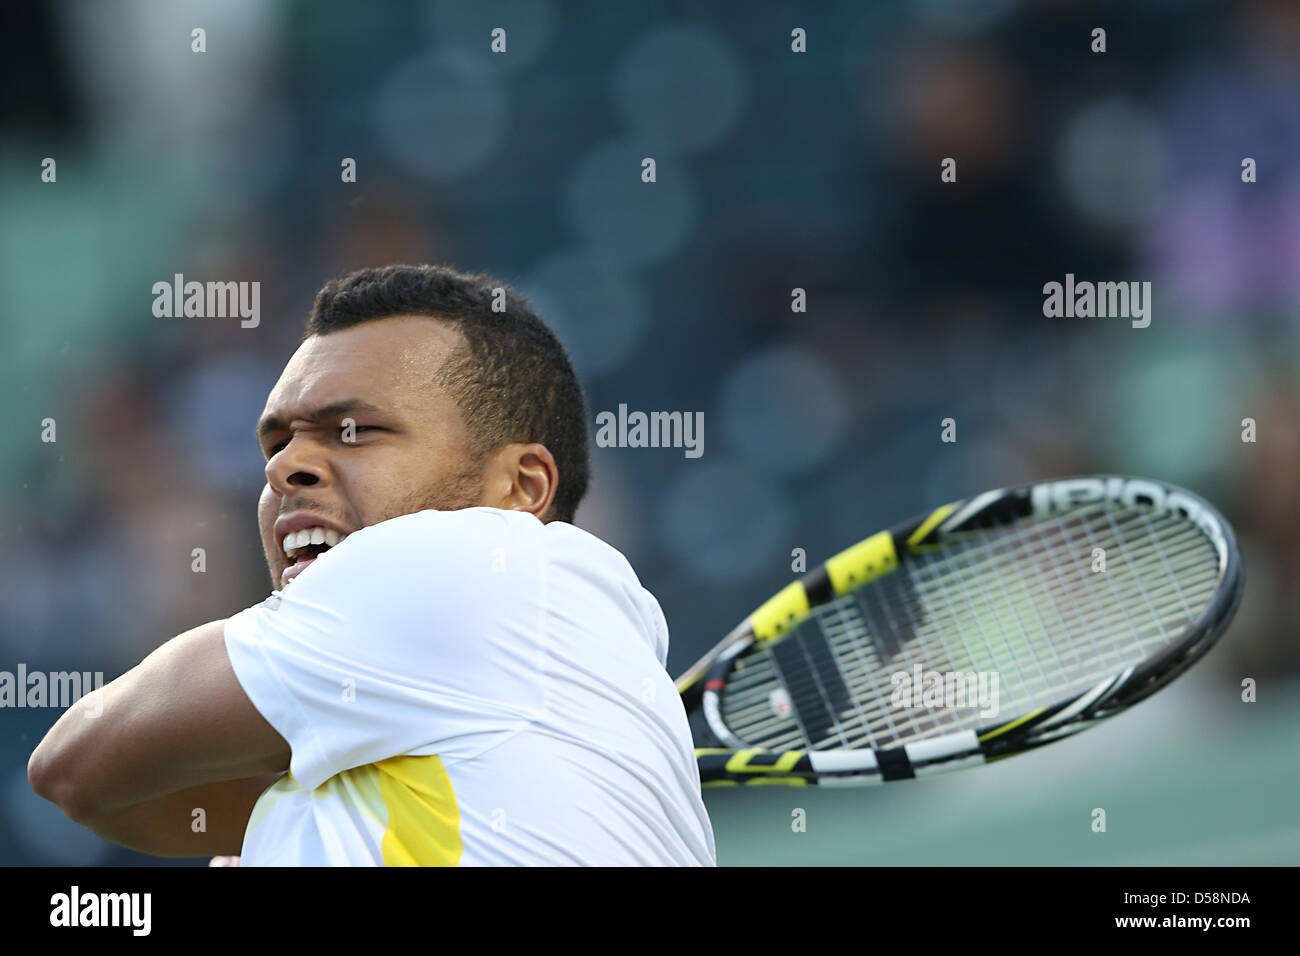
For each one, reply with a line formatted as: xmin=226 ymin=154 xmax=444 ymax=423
xmin=78 ymin=773 xmax=285 ymax=858
xmin=28 ymin=619 xmax=291 ymax=823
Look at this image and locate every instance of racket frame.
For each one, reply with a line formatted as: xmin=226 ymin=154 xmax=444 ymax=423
xmin=676 ymin=475 xmax=1243 ymax=787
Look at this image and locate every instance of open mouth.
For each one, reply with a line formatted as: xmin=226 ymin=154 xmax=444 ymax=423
xmin=280 ymin=526 xmax=348 ymax=588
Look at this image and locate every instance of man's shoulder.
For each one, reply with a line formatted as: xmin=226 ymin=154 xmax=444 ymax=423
xmin=365 ymin=508 xmax=633 ymax=571
xmin=538 ymin=517 xmax=647 ymax=585
xmin=307 ymin=508 xmax=657 ymax=628
xmin=355 ymin=506 xmax=540 ymax=542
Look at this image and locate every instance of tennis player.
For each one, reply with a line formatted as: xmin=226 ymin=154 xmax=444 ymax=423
xmin=28 ymin=264 xmax=717 ymax=866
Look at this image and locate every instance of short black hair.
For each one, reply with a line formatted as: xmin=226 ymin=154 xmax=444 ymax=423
xmin=304 ymin=263 xmax=591 ymax=524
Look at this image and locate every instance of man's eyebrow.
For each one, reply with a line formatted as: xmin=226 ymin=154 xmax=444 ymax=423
xmin=256 ymin=399 xmax=384 ymax=441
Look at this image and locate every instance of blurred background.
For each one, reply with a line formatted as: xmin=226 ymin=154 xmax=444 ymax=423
xmin=2 ymin=0 xmax=1297 ymax=865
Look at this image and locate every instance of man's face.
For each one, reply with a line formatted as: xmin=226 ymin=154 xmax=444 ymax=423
xmin=256 ymin=316 xmax=486 ymax=591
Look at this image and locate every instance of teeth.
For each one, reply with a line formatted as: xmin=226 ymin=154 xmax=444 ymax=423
xmin=282 ymin=526 xmax=348 ymax=558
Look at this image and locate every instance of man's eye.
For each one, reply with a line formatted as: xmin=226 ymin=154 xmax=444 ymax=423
xmin=265 ymin=427 xmax=382 ymax=457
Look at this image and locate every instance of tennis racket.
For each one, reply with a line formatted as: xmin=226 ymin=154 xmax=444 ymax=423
xmin=675 ymin=475 xmax=1243 ymax=787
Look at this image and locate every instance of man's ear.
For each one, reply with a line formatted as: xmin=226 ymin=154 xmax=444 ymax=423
xmin=484 ymin=442 xmax=559 ymax=520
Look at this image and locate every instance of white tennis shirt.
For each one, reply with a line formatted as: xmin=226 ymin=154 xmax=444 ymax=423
xmin=223 ymin=507 xmax=716 ymax=866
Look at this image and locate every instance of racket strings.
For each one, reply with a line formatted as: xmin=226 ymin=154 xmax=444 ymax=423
xmin=728 ymin=521 xmax=1214 ymax=746
xmin=728 ymin=520 xmax=1211 ymax=749
xmin=719 ymin=502 xmax=1221 ymax=752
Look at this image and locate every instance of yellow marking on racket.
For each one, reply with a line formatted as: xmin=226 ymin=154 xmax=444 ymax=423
xmin=751 ymin=581 xmax=810 ymax=643
xmin=906 ymin=503 xmax=957 ymax=553
xmin=675 ymin=670 xmax=703 ymax=694
xmin=977 ymin=707 xmax=1046 ymax=743
xmin=825 ymin=531 xmax=898 ymax=595
xmin=725 ymin=749 xmax=806 ymax=774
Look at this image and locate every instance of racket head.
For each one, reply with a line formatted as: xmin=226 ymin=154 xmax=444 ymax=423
xmin=678 ymin=475 xmax=1243 ymax=785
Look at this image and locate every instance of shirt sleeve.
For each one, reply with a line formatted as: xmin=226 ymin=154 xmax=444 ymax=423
xmin=223 ymin=508 xmax=548 ymax=791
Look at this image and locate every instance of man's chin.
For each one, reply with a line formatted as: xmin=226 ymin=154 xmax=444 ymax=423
xmin=266 ymin=558 xmax=287 ymax=593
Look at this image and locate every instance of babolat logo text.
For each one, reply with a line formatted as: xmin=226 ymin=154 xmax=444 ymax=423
xmin=0 ymin=665 xmax=104 ymax=713
xmin=1032 ymin=477 xmax=1228 ymax=565
xmin=890 ymin=665 xmax=1001 ymax=719
xmin=1042 ymin=273 xmax=1151 ymax=328
xmin=594 ymin=404 xmax=704 ymax=458
xmin=151 ymin=273 xmax=260 ymax=328
xmin=50 ymin=886 xmax=151 ymax=936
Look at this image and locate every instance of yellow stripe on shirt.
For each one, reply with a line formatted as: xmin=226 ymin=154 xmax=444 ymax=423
xmin=377 ymin=754 xmax=463 ymax=866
